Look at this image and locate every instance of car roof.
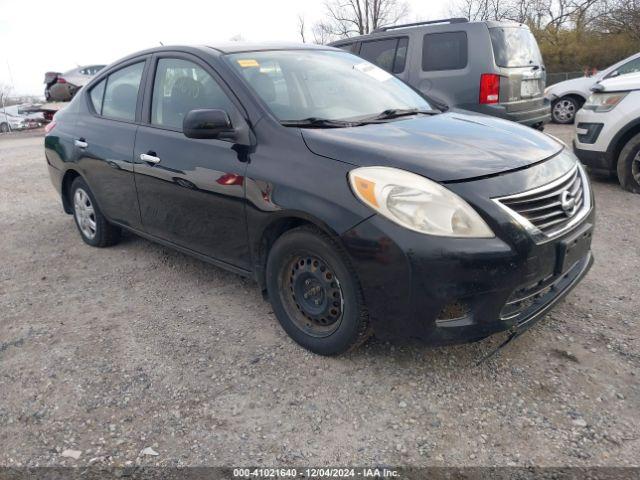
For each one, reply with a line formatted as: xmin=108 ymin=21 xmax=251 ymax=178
xmin=329 ymin=19 xmax=528 ymax=44
xmin=204 ymin=42 xmax=336 ymax=54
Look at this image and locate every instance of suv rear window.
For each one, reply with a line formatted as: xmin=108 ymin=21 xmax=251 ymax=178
xmin=359 ymin=37 xmax=408 ymax=74
xmin=422 ymin=32 xmax=468 ymax=71
xmin=489 ymin=27 xmax=542 ymax=67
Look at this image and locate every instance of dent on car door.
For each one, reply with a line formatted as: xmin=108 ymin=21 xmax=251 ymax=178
xmin=133 ymin=56 xmax=251 ymax=269
xmin=75 ymin=60 xmax=146 ymax=230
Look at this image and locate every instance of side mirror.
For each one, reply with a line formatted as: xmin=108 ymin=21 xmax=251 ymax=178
xmin=183 ymin=109 xmax=234 ymax=140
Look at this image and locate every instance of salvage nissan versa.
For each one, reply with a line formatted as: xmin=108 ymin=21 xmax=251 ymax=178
xmin=44 ymin=43 xmax=594 ymax=355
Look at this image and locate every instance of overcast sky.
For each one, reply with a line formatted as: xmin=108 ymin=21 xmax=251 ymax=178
xmin=0 ymin=0 xmax=451 ymax=96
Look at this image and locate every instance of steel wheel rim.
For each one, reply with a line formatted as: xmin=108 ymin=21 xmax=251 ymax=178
xmin=633 ymin=151 xmax=640 ymax=185
xmin=74 ymin=188 xmax=97 ymax=239
xmin=280 ymin=253 xmax=344 ymax=338
xmin=553 ymin=99 xmax=575 ymax=122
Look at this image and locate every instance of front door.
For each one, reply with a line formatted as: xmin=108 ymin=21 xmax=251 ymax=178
xmin=133 ymin=55 xmax=251 ymax=269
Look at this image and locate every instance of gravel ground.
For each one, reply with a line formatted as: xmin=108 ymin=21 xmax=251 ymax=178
xmin=0 ymin=124 xmax=638 ymax=468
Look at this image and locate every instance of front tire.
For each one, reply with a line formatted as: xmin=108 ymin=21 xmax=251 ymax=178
xmin=552 ymin=96 xmax=580 ymax=124
xmin=617 ymin=133 xmax=640 ymax=194
xmin=70 ymin=177 xmax=121 ymax=247
xmin=266 ymin=226 xmax=371 ymax=355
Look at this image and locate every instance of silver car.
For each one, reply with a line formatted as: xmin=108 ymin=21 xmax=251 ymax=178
xmin=331 ymin=18 xmax=551 ymax=129
xmin=44 ymin=65 xmax=106 ymax=101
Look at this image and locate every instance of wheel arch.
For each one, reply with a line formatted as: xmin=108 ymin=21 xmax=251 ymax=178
xmin=607 ymin=119 xmax=640 ymax=170
xmin=60 ymin=168 xmax=82 ymax=214
xmin=251 ymin=212 xmax=348 ymax=292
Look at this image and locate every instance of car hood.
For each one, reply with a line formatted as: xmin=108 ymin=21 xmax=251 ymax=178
xmin=598 ymin=72 xmax=640 ymax=92
xmin=546 ymin=76 xmax=595 ymax=96
xmin=301 ymin=112 xmax=563 ymax=182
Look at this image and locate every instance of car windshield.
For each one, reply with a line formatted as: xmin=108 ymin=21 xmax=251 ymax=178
xmin=226 ymin=50 xmax=432 ymax=123
xmin=489 ymin=27 xmax=543 ymax=68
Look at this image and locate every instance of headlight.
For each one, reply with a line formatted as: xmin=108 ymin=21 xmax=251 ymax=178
xmin=583 ymin=92 xmax=627 ymax=112
xmin=348 ymin=166 xmax=494 ymax=238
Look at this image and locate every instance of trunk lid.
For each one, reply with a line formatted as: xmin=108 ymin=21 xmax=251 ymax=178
xmin=488 ymin=26 xmax=546 ymax=109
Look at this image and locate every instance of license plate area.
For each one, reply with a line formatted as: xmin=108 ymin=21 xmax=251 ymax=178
xmin=521 ymin=80 xmax=541 ymax=98
xmin=556 ymin=223 xmax=593 ymax=274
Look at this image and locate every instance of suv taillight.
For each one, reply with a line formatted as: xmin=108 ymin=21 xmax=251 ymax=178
xmin=45 ymin=120 xmax=57 ymax=134
xmin=57 ymin=77 xmax=67 ymax=84
xmin=479 ymin=74 xmax=500 ymax=104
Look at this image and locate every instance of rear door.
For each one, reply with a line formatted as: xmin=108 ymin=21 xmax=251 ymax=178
xmin=74 ymin=58 xmax=148 ymax=230
xmin=411 ymin=28 xmax=472 ymax=108
xmin=133 ymin=53 xmax=251 ymax=269
xmin=488 ymin=26 xmax=545 ymax=108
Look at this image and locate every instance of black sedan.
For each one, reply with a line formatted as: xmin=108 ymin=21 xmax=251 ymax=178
xmin=44 ymin=43 xmax=594 ymax=355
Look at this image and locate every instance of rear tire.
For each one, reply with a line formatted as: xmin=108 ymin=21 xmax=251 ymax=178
xmin=70 ymin=177 xmax=121 ymax=247
xmin=266 ymin=226 xmax=371 ymax=355
xmin=617 ymin=133 xmax=640 ymax=194
xmin=0 ymin=123 xmax=8 ymax=133
xmin=552 ymin=96 xmax=580 ymax=124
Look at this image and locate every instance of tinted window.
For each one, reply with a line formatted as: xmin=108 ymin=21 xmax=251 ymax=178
xmin=335 ymin=43 xmax=358 ymax=53
xmin=89 ymin=79 xmax=106 ymax=113
xmin=422 ymin=32 xmax=468 ymax=71
xmin=489 ymin=27 xmax=542 ymax=67
xmin=151 ymin=58 xmax=234 ymax=130
xmin=360 ymin=39 xmax=396 ymax=72
xmin=394 ymin=37 xmax=408 ymax=73
xmin=102 ymin=62 xmax=144 ymax=121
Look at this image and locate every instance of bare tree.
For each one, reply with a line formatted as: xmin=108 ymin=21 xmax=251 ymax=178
xmin=316 ymin=0 xmax=410 ymax=40
xmin=451 ymin=0 xmax=604 ymax=32
xmin=0 ymin=83 xmax=13 ymax=109
xmin=298 ymin=14 xmax=307 ymax=43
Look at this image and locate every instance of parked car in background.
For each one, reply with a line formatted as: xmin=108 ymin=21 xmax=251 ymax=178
xmin=574 ymin=71 xmax=640 ymax=193
xmin=44 ymin=65 xmax=106 ymax=101
xmin=330 ymin=18 xmax=550 ymax=129
xmin=45 ymin=43 xmax=593 ymax=355
xmin=0 ymin=111 xmax=28 ymax=132
xmin=546 ymin=52 xmax=640 ymax=124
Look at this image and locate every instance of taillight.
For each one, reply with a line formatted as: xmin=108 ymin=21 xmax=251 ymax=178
xmin=44 ymin=120 xmax=57 ymax=134
xmin=57 ymin=77 xmax=67 ymax=84
xmin=479 ymin=74 xmax=500 ymax=104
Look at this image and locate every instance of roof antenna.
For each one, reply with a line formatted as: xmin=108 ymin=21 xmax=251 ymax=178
xmin=159 ymin=41 xmax=164 ymax=46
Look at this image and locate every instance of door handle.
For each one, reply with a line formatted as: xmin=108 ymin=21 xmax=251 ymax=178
xmin=140 ymin=153 xmax=161 ymax=164
xmin=74 ymin=139 xmax=88 ymax=149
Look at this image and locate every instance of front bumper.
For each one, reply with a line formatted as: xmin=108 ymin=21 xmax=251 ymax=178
xmin=341 ymin=160 xmax=595 ymax=345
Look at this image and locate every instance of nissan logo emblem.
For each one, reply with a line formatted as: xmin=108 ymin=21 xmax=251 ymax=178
xmin=560 ymin=190 xmax=577 ymax=216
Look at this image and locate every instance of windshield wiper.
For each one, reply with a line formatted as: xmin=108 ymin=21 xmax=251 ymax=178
xmin=280 ymin=117 xmax=359 ymax=128
xmin=360 ymin=108 xmax=440 ymax=122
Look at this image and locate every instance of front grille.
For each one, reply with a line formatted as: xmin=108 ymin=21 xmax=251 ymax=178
xmin=495 ymin=166 xmax=588 ymax=238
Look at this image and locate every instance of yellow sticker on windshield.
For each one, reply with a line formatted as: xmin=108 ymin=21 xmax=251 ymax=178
xmin=237 ymin=59 xmax=259 ymax=68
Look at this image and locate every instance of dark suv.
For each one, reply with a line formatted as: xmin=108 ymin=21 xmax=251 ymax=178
xmin=331 ymin=18 xmax=551 ymax=129
xmin=45 ymin=43 xmax=592 ymax=355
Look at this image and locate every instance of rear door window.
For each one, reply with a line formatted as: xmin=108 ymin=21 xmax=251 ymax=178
xmin=89 ymin=79 xmax=106 ymax=113
xmin=422 ymin=32 xmax=468 ymax=71
xmin=101 ymin=62 xmax=145 ymax=121
xmin=360 ymin=37 xmax=409 ymax=74
xmin=489 ymin=27 xmax=542 ymax=67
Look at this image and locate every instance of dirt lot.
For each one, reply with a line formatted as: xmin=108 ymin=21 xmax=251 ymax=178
xmin=0 ymin=124 xmax=639 ymax=468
